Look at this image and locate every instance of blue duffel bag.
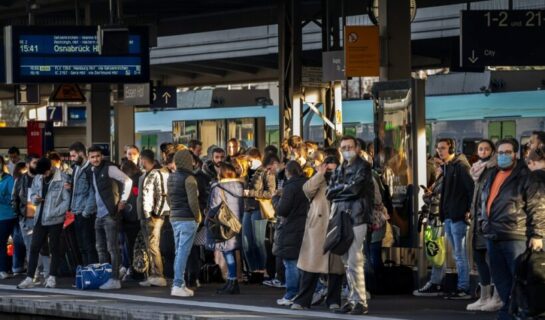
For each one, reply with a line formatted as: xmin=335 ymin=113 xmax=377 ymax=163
xmin=75 ymin=263 xmax=112 ymax=290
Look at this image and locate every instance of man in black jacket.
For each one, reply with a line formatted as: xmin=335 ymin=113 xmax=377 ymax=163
xmin=480 ymin=138 xmax=543 ymax=320
xmin=326 ymin=136 xmax=373 ymax=315
xmin=437 ymin=138 xmax=474 ymax=299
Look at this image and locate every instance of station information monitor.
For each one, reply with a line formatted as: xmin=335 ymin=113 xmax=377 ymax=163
xmin=3 ymin=25 xmax=149 ymax=84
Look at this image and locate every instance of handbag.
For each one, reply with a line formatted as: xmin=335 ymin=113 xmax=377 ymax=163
xmin=382 ymin=221 xmax=395 ymax=247
xmin=75 ymin=263 xmax=112 ymax=290
xmin=323 ymin=209 xmax=354 ymax=255
xmin=257 ymin=198 xmax=275 ymax=220
xmin=132 ymin=230 xmax=150 ymax=274
xmin=510 ymin=249 xmax=545 ymax=317
xmin=424 ymin=225 xmax=445 ymax=268
xmin=206 ymin=189 xmax=242 ymax=242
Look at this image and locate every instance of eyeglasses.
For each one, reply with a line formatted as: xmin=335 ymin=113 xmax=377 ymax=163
xmin=498 ymin=151 xmax=514 ymax=156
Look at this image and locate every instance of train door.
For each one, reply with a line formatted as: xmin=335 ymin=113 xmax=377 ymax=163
xmin=140 ymin=134 xmax=158 ymax=154
xmin=227 ymin=119 xmax=256 ymax=150
xmin=199 ymin=120 xmax=226 ymax=152
xmin=488 ymin=120 xmax=516 ymax=143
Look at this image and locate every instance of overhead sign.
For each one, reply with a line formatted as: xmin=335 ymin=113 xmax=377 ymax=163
xmin=4 ymin=25 xmax=149 ymax=84
xmin=322 ymin=51 xmax=345 ymax=81
xmin=461 ymin=10 xmax=545 ymax=68
xmin=15 ymin=84 xmax=40 ymax=105
xmin=151 ymin=86 xmax=176 ymax=108
xmin=302 ymin=66 xmax=329 ymax=88
xmin=344 ymin=26 xmax=380 ymax=77
xmin=50 ymin=83 xmax=86 ymax=102
xmin=124 ymin=83 xmax=150 ymax=106
xmin=47 ymin=106 xmax=63 ymax=122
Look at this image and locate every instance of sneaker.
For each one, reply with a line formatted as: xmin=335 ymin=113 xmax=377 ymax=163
xmin=444 ymin=289 xmax=471 ymax=300
xmin=413 ymin=281 xmax=443 ymax=297
xmin=335 ymin=303 xmax=353 ymax=314
xmin=17 ymin=277 xmax=35 ymax=289
xmin=290 ymin=303 xmax=306 ymax=310
xmin=349 ymin=303 xmax=369 ymax=315
xmin=171 ymin=285 xmax=194 ymax=297
xmin=276 ymin=297 xmax=293 ymax=306
xmin=329 ymin=304 xmax=341 ymax=311
xmin=44 ymin=276 xmax=56 ymax=288
xmin=32 ymin=274 xmax=43 ymax=285
xmin=0 ymin=271 xmax=11 ymax=280
xmin=140 ymin=276 xmax=167 ymax=287
xmin=263 ymin=278 xmax=285 ymax=288
xmin=121 ymin=268 xmax=132 ymax=282
xmin=99 ymin=279 xmax=121 ymax=290
xmin=311 ymin=287 xmax=326 ymax=305
xmin=480 ymin=286 xmax=503 ymax=312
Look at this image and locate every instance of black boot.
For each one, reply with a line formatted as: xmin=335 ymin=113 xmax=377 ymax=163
xmin=217 ymin=280 xmax=240 ymax=295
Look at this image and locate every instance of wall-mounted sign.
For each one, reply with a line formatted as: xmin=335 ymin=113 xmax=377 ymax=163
xmin=15 ymin=84 xmax=40 ymax=105
xmin=344 ymin=26 xmax=380 ymax=77
xmin=4 ymin=25 xmax=149 ymax=84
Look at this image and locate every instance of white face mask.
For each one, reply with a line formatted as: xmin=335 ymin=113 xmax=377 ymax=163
xmin=342 ymin=150 xmax=356 ymax=162
xmin=251 ymin=159 xmax=262 ymax=170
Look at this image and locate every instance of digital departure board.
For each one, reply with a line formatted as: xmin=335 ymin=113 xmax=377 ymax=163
xmin=4 ymin=26 xmax=149 ymax=84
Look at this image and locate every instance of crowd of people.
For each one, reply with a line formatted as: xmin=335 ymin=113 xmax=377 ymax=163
xmin=0 ymin=131 xmax=543 ymax=318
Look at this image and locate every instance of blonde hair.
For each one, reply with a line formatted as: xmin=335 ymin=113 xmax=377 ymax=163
xmin=175 ymin=144 xmax=187 ymax=151
xmin=232 ymin=155 xmax=250 ymax=178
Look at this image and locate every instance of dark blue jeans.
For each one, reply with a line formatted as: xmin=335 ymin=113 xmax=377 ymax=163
xmin=487 ymin=239 xmax=526 ymax=320
xmin=242 ymin=210 xmax=267 ymax=271
xmin=11 ymin=220 xmax=25 ymax=273
xmin=283 ymin=259 xmax=300 ymax=300
xmin=473 ymin=248 xmax=491 ymax=286
xmin=0 ymin=218 xmax=17 ymax=273
xmin=223 ymin=250 xmax=237 ymax=280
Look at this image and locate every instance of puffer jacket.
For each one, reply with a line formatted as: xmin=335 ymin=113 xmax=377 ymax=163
xmin=480 ymin=161 xmax=534 ymax=241
xmin=70 ymin=161 xmax=96 ymax=215
xmin=326 ymin=156 xmax=373 ymax=226
xmin=522 ymin=169 xmax=545 ymax=240
xmin=273 ymin=175 xmax=309 ymax=259
xmin=140 ymin=167 xmax=170 ymax=219
xmin=29 ymin=168 xmax=71 ymax=226
xmin=440 ymin=154 xmax=474 ymax=222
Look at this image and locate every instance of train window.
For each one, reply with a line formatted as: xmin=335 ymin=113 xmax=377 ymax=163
xmin=462 ymin=138 xmax=480 ymax=163
xmin=228 ymin=119 xmax=256 ymax=150
xmin=200 ymin=120 xmax=226 ymax=152
xmin=488 ymin=120 xmax=516 ymax=142
xmin=172 ymin=120 xmax=198 ymax=145
xmin=344 ymin=126 xmax=357 ymax=137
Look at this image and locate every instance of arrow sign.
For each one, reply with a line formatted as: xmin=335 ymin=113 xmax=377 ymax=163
xmin=468 ymin=50 xmax=479 ymax=64
xmin=151 ymin=86 xmax=177 ymax=108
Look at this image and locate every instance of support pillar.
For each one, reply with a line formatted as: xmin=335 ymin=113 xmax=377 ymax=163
xmin=87 ymin=84 xmax=111 ymax=153
xmin=378 ymin=0 xmax=412 ymax=80
xmin=113 ymin=103 xmax=135 ymax=164
xmin=278 ymin=0 xmax=302 ymax=142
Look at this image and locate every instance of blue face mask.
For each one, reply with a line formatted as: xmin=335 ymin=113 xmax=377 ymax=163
xmin=497 ymin=154 xmax=514 ymax=169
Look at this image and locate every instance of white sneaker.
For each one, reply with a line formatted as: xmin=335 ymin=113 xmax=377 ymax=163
xmin=480 ymin=286 xmax=503 ymax=312
xmin=171 ymin=285 xmax=194 ymax=297
xmin=149 ymin=276 xmax=167 ymax=287
xmin=17 ymin=277 xmax=35 ymax=289
xmin=99 ymin=279 xmax=121 ymax=290
xmin=119 ymin=266 xmax=127 ymax=279
xmin=276 ymin=297 xmax=293 ymax=306
xmin=467 ymin=284 xmax=491 ymax=311
xmin=44 ymin=276 xmax=56 ymax=288
xmin=0 ymin=271 xmax=11 ymax=280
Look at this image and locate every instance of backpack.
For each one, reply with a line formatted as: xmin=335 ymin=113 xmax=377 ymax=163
xmin=206 ymin=188 xmax=241 ymax=242
xmin=510 ymin=249 xmax=545 ymax=317
xmin=323 ymin=208 xmax=354 ymax=255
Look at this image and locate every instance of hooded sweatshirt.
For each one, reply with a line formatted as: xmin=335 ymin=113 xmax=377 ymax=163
xmin=439 ymin=154 xmax=475 ymax=222
xmin=168 ymin=150 xmax=201 ymax=223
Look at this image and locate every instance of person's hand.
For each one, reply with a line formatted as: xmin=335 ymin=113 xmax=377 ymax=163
xmin=317 ymin=163 xmax=327 ymax=175
xmin=529 ymin=238 xmax=543 ymax=251
xmin=243 ymin=189 xmax=250 ymax=197
xmin=117 ymin=201 xmax=126 ymax=212
xmin=64 ymin=183 xmax=72 ymax=190
xmin=35 ymin=196 xmax=44 ymax=203
xmin=464 ymin=212 xmax=471 ymax=224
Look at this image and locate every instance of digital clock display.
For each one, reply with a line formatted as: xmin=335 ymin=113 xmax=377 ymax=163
xmin=4 ymin=26 xmax=149 ymax=84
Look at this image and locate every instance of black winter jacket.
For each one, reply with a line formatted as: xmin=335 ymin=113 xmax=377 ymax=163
xmin=440 ymin=154 xmax=474 ymax=222
xmin=326 ymin=156 xmax=373 ymax=226
xmin=273 ymin=175 xmax=309 ymax=259
xmin=471 ymin=165 xmax=495 ymax=249
xmin=480 ymin=161 xmax=544 ymax=241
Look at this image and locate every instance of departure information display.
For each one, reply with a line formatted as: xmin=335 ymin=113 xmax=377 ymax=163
xmin=4 ymin=26 xmax=149 ymax=83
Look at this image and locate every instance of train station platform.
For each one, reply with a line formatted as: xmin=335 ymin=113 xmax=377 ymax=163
xmin=0 ymin=276 xmax=495 ymax=320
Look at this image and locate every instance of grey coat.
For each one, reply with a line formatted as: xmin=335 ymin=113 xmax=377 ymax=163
xmin=207 ymin=179 xmax=244 ymax=252
xmin=30 ymin=168 xmax=71 ymax=226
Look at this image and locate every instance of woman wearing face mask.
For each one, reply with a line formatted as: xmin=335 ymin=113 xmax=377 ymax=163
xmin=242 ymin=148 xmax=276 ymax=283
xmin=466 ymin=140 xmax=503 ymax=312
xmin=291 ymin=154 xmax=345 ymax=310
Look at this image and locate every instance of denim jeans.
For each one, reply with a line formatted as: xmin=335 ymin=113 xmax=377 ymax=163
xmin=0 ymin=218 xmax=17 ymax=272
xmin=172 ymin=220 xmax=198 ymax=288
xmin=487 ymin=239 xmax=526 ymax=320
xmin=473 ymin=248 xmax=491 ymax=286
xmin=242 ymin=210 xmax=267 ymax=271
xmin=283 ymin=259 xmax=300 ymax=300
xmin=74 ymin=214 xmax=98 ymax=266
xmin=11 ymin=222 xmax=26 ymax=273
xmin=444 ymin=219 xmax=469 ymax=291
xmin=430 ymin=264 xmax=445 ymax=285
xmin=223 ymin=250 xmax=237 ymax=280
xmin=95 ymin=214 xmax=121 ymax=279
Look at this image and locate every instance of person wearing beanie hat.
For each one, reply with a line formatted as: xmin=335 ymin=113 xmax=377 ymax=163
xmin=17 ymin=157 xmax=71 ymax=290
xmin=168 ymin=150 xmax=202 ymax=297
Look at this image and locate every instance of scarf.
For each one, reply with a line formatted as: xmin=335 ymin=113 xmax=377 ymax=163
xmin=470 ymin=158 xmax=496 ymax=182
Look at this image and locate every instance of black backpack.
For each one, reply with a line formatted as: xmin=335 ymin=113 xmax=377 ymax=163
xmin=510 ymin=249 xmax=545 ymax=318
xmin=323 ymin=209 xmax=354 ymax=255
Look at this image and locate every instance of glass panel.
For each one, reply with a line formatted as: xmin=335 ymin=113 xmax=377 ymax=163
xmin=501 ymin=120 xmax=516 ymax=139
xmin=200 ymin=120 xmax=226 ymax=152
xmin=373 ymin=83 xmax=413 ymax=247
xmin=488 ymin=121 xmax=501 ymax=143
xmin=172 ymin=120 xmax=198 ymax=145
xmin=462 ymin=138 xmax=480 ymax=164
xmin=227 ymin=118 xmax=255 ymax=151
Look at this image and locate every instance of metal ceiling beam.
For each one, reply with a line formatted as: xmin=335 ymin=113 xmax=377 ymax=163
xmin=160 ymin=64 xmax=226 ymax=78
xmin=189 ymin=61 xmax=259 ymax=74
xmin=152 ymin=65 xmax=198 ymax=79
